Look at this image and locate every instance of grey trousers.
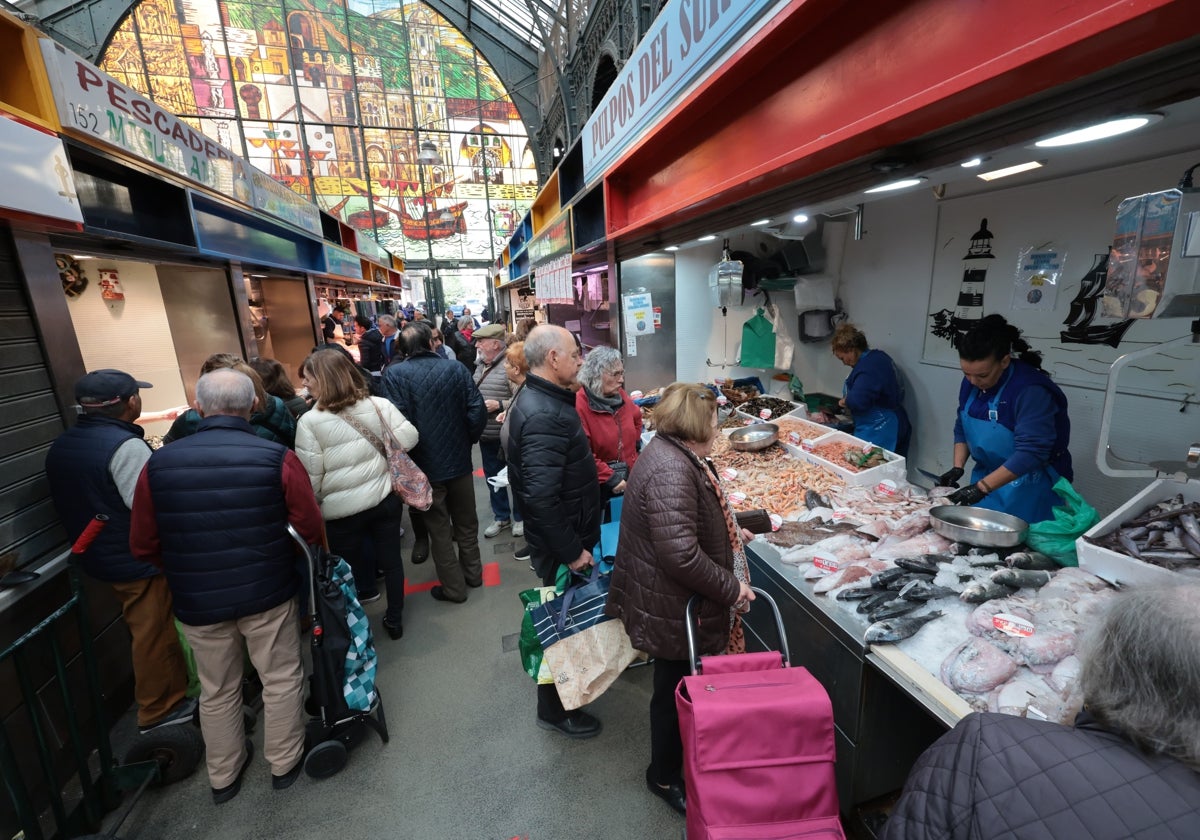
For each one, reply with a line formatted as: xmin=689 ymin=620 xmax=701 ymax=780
xmin=420 ymin=471 xmax=482 ymax=601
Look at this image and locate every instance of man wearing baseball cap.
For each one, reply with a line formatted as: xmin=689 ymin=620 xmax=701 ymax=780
xmin=45 ymin=369 xmax=194 ymax=734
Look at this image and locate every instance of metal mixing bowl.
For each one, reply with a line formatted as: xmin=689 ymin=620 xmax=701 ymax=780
xmin=930 ymin=505 xmax=1029 ymax=548
xmin=727 ymin=424 xmax=780 ymax=452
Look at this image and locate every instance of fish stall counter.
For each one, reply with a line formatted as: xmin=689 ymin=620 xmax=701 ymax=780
xmin=741 ymin=536 xmax=1114 ymax=816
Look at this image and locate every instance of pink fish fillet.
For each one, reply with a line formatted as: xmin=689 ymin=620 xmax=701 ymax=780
xmin=872 ymin=531 xmax=953 ymax=560
xmin=812 ymin=559 xmax=888 ymax=594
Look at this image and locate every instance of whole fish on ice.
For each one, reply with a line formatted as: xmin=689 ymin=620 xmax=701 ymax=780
xmin=864 ymin=610 xmax=944 ymax=644
xmin=940 ymin=637 xmax=1019 ymax=693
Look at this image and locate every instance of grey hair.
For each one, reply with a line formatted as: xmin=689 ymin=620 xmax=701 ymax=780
xmin=577 ymin=346 xmax=624 ymax=395
xmin=523 ymin=325 xmax=566 ymax=369
xmin=377 ymin=314 xmax=397 ymax=330
xmin=1079 ymin=583 xmax=1200 ymax=769
xmin=195 ymin=369 xmax=256 ymax=418
xmin=458 ymin=315 xmax=475 ymax=332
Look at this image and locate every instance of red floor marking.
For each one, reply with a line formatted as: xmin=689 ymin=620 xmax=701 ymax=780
xmin=473 ymin=467 xmax=485 ymax=477
xmin=404 ymin=579 xmax=437 ymax=595
xmin=482 ymin=561 xmax=501 ymax=587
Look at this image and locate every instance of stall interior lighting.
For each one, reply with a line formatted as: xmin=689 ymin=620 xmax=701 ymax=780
xmin=665 ymin=245 xmax=680 ymax=251
xmin=697 ymin=234 xmax=717 ymax=241
xmin=864 ymin=177 xmax=925 ymax=194
xmin=977 ymin=161 xmax=1044 ymax=181
xmin=1034 ymin=115 xmax=1159 ymax=148
xmin=750 ymin=218 xmax=772 ymax=226
xmin=960 ymin=157 xmax=984 ymax=168
xmin=793 ymin=213 xmax=809 ymax=223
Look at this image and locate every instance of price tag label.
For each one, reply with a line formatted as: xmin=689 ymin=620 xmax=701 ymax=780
xmin=787 ymin=431 xmax=801 ymax=444
xmin=630 ymin=390 xmax=644 ymax=399
xmin=832 ymin=507 xmax=853 ymax=520
xmin=812 ymin=554 xmax=840 ymax=574
xmin=729 ymin=491 xmax=747 ymax=504
xmin=876 ymin=479 xmax=898 ymax=496
xmin=801 ymin=438 xmax=817 ymax=452
xmin=769 ymin=514 xmax=783 ymax=531
xmin=759 ymin=408 xmax=773 ymax=419
xmin=719 ymin=467 xmax=738 ymax=481
xmin=992 ymin=613 xmax=1035 ymax=637
xmin=714 ymin=377 xmax=728 ymax=386
xmin=744 ymin=418 xmax=759 ymax=426
xmin=716 ymin=395 xmax=728 ymax=406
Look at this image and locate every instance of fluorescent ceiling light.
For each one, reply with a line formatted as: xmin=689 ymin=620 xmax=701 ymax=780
xmin=977 ymin=160 xmax=1044 ymax=181
xmin=864 ymin=177 xmax=925 ymax=194
xmin=960 ymin=157 xmax=984 ymax=168
xmin=697 ymin=234 xmax=717 ymax=241
xmin=750 ymin=218 xmax=772 ymax=226
xmin=792 ymin=213 xmax=809 ymax=224
xmin=665 ymin=245 xmax=679 ymax=251
xmin=1034 ymin=115 xmax=1160 ymax=148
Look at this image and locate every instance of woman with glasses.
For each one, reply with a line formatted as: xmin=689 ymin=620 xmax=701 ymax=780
xmin=604 ymin=382 xmax=755 ymax=816
xmin=575 ymin=346 xmax=642 ymax=500
xmin=936 ymin=314 xmax=1072 ymax=523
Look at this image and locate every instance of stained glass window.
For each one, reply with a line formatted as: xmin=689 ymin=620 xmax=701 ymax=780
xmin=99 ymin=0 xmax=538 ymax=265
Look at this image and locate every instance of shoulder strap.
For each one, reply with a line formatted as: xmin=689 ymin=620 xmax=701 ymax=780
xmin=339 ymin=409 xmax=387 ymax=458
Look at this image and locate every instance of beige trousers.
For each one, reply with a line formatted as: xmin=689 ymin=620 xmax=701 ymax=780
xmin=182 ymin=597 xmax=306 ymax=788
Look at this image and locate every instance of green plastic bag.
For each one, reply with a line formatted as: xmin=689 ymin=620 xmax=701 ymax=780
xmin=518 ymin=587 xmax=556 ymax=684
xmin=1026 ymin=477 xmax=1101 ymax=567
xmin=175 ymin=618 xmax=201 ymax=698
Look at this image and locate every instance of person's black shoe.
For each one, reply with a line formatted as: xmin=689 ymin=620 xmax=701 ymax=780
xmin=212 ymin=740 xmax=254 ymax=805
xmin=272 ymin=755 xmax=304 ymax=791
xmin=645 ymin=774 xmax=686 ymax=816
xmin=466 ymin=578 xmax=483 ymax=588
xmin=138 ymin=696 xmax=198 ymax=734
xmin=358 ymin=590 xmax=381 ymax=604
xmin=430 ymin=586 xmax=466 ymax=604
xmin=536 ymin=711 xmax=601 ymax=739
xmin=382 ymin=619 xmax=403 ymax=640
xmin=410 ymin=548 xmax=429 ymax=565
xmin=513 ymin=544 xmax=531 ymax=562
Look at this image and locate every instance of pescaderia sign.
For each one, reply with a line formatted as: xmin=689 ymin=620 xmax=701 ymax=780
xmin=39 ymin=39 xmax=321 ymax=237
xmin=581 ymin=0 xmax=788 ymax=184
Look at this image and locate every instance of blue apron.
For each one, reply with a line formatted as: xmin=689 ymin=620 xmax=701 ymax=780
xmin=844 ymin=352 xmax=900 ymax=452
xmin=960 ymin=376 xmax=1060 ymax=524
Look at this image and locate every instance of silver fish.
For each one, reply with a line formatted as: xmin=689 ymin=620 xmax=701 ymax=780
xmin=1006 ymin=551 xmax=1058 ymax=571
xmin=868 ymin=599 xmax=921 ymax=622
xmin=897 ymin=578 xmax=959 ymax=602
xmin=960 ymin=580 xmax=1018 ymax=603
xmin=869 ymin=567 xmax=910 ymax=588
xmin=857 ymin=591 xmax=894 ymax=615
xmin=835 ymin=587 xmax=879 ymax=601
xmin=865 ymin=611 xmax=944 ymax=645
xmin=990 ymin=567 xmax=1053 ymax=589
xmin=1180 ymin=513 xmax=1200 ymax=549
xmin=895 ymin=556 xmax=940 ymax=575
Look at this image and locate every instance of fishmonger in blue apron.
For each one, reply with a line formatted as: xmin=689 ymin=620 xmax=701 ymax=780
xmin=832 ymin=324 xmax=911 ymax=455
xmin=936 ymin=316 xmax=1072 ymax=525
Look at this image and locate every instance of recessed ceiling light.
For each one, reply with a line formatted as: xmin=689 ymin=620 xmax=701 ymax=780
xmin=665 ymin=245 xmax=679 ymax=251
xmin=697 ymin=234 xmax=717 ymax=241
xmin=864 ymin=177 xmax=926 ymax=194
xmin=977 ymin=160 xmax=1044 ymax=181
xmin=792 ymin=213 xmax=809 ymax=224
xmin=960 ymin=157 xmax=984 ymax=168
xmin=1034 ymin=115 xmax=1161 ymax=148
xmin=750 ymin=218 xmax=772 ymax=226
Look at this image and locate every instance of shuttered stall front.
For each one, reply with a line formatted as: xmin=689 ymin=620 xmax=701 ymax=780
xmin=0 ymin=226 xmax=67 ymax=574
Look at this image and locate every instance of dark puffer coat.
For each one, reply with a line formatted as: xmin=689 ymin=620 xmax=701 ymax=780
xmin=504 ymin=373 xmax=601 ymax=580
xmin=605 ymin=433 xmax=742 ymax=661
xmin=880 ymin=711 xmax=1200 ymax=840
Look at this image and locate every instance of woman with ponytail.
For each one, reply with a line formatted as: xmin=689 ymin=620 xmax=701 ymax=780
xmin=934 ymin=315 xmax=1072 ymax=524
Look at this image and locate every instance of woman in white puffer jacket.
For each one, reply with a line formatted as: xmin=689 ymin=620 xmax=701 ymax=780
xmin=295 ymin=349 xmax=418 ymax=640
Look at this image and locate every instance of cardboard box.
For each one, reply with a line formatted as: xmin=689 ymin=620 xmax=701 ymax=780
xmin=785 ymin=430 xmax=907 ymax=487
xmin=1076 ymin=478 xmax=1198 ymax=587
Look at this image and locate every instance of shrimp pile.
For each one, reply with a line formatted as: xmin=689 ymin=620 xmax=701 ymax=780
xmin=810 ymin=439 xmax=875 ymax=471
xmin=710 ymin=435 xmax=843 ymax=516
xmin=772 ymin=417 xmax=834 ymax=441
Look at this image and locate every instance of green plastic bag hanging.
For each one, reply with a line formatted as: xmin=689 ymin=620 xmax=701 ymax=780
xmin=518 ymin=587 xmax=556 ymax=684
xmin=740 ymin=309 xmax=777 ymax=369
xmin=1025 ymin=477 xmax=1101 ymax=567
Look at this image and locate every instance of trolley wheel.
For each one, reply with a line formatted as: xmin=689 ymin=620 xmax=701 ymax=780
xmin=304 ymin=739 xmax=347 ymax=779
xmin=122 ymin=724 xmax=205 ymax=787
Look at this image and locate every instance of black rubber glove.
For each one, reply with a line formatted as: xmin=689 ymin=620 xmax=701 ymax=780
xmin=936 ymin=467 xmax=965 ymax=488
xmin=947 ymin=484 xmax=987 ymax=506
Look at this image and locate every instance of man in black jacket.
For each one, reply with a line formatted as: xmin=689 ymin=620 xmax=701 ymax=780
xmin=131 ymin=369 xmax=324 ymax=804
xmin=357 ymin=314 xmax=400 ymax=372
xmin=45 ymin=369 xmax=193 ymax=734
xmin=505 ymin=325 xmax=602 ymax=739
xmin=881 ymin=583 xmax=1200 ymax=840
xmin=382 ymin=322 xmax=487 ymax=602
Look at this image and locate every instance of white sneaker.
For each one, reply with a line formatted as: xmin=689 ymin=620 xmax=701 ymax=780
xmin=512 ymin=521 xmax=524 ymax=537
xmin=483 ymin=519 xmax=510 ymax=538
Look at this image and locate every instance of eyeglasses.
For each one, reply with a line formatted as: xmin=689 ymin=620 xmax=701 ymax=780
xmin=605 ymin=368 xmax=625 ymax=377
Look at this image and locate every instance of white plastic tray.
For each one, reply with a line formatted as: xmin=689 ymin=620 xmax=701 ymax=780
xmin=785 ymin=430 xmax=907 ymax=487
xmin=1076 ymin=478 xmax=1197 ymax=587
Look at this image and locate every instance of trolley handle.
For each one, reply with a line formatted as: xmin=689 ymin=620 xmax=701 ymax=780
xmin=287 ymin=524 xmax=323 ymax=640
xmin=71 ymin=515 xmax=108 ymax=555
xmin=685 ymin=587 xmax=790 ymax=676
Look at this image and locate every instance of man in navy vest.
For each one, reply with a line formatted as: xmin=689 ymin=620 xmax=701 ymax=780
xmin=131 ymin=369 xmax=323 ymax=804
xmin=45 ymin=369 xmax=194 ymax=735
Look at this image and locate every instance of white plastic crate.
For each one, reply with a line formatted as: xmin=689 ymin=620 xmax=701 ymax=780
xmin=785 ymin=430 xmax=907 ymax=487
xmin=1076 ymin=478 xmax=1198 ymax=587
